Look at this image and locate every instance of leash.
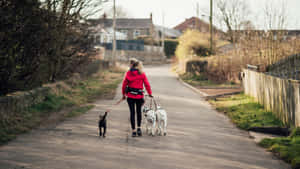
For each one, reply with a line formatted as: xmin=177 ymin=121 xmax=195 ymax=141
xmin=105 ymin=97 xmax=125 ymax=112
xmin=145 ymin=95 xmax=158 ymax=111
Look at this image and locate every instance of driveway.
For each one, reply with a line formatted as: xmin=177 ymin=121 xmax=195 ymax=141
xmin=0 ymin=65 xmax=290 ymax=169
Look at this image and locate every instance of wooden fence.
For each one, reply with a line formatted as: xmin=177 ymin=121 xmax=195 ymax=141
xmin=243 ymin=69 xmax=300 ymax=127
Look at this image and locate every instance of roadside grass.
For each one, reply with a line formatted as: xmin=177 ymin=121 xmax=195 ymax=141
xmin=0 ymin=68 xmax=124 ymax=145
xmin=209 ymin=94 xmax=283 ymax=130
xmin=0 ymin=94 xmax=74 ymax=144
xmin=209 ymin=94 xmax=300 ymax=168
xmin=65 ymin=105 xmax=95 ymax=118
xmin=259 ymin=128 xmax=300 ymax=169
xmin=180 ymin=73 xmax=237 ymax=88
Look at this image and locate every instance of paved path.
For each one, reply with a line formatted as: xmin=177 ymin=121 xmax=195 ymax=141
xmin=0 ymin=65 xmax=290 ymax=169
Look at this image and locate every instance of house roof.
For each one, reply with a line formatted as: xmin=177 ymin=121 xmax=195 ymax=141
xmin=174 ymin=17 xmax=221 ymax=33
xmin=88 ymin=18 xmax=153 ymax=29
xmin=155 ymin=25 xmax=182 ymax=38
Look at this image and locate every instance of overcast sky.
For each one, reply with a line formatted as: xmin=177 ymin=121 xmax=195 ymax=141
xmin=99 ymin=0 xmax=300 ymax=30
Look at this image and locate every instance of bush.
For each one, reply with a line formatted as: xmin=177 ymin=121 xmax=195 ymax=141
xmin=185 ymin=60 xmax=208 ymax=74
xmin=164 ymin=39 xmax=178 ymax=58
xmin=176 ymin=29 xmax=213 ymax=60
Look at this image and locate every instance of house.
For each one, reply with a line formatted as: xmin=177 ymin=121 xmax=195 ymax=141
xmin=174 ymin=17 xmax=209 ymax=33
xmin=88 ymin=14 xmax=155 ymax=40
xmin=89 ymin=26 xmax=127 ymax=44
xmin=174 ymin=17 xmax=222 ymax=36
xmin=154 ymin=25 xmax=182 ymax=39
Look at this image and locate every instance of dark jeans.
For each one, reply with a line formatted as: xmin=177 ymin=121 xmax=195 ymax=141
xmin=127 ymin=98 xmax=144 ymax=130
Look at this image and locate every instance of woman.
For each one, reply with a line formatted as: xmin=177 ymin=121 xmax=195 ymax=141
xmin=122 ymin=58 xmax=153 ymax=137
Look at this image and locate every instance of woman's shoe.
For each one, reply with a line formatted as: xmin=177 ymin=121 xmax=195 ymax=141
xmin=132 ymin=131 xmax=137 ymax=137
xmin=137 ymin=128 xmax=142 ymax=136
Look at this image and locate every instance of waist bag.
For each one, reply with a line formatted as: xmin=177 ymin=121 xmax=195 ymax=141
xmin=126 ymin=87 xmax=144 ymax=95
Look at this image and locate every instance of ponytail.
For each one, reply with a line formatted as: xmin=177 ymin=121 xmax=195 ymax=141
xmin=129 ymin=58 xmax=144 ymax=74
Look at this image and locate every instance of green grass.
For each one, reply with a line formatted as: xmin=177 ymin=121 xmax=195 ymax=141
xmin=259 ymin=128 xmax=300 ymax=169
xmin=209 ymin=94 xmax=284 ymax=130
xmin=180 ymin=73 xmax=236 ymax=87
xmin=210 ymin=94 xmax=300 ymax=168
xmin=0 ymin=69 xmax=124 ymax=145
xmin=60 ymin=70 xmax=123 ymax=105
xmin=65 ymin=105 xmax=95 ymax=118
xmin=29 ymin=94 xmax=74 ymax=113
xmin=0 ymin=94 xmax=73 ymax=144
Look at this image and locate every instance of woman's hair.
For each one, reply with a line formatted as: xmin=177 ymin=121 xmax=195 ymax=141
xmin=129 ymin=58 xmax=144 ymax=74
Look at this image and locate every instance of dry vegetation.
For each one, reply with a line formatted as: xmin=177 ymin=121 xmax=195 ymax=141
xmin=175 ymin=29 xmax=229 ymax=73
xmin=205 ymin=34 xmax=300 ymax=83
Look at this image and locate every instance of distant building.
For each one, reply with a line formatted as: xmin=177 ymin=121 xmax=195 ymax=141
xmin=154 ymin=25 xmax=182 ymax=39
xmin=89 ymin=27 xmax=127 ymax=44
xmin=174 ymin=17 xmax=222 ymax=35
xmin=233 ymin=29 xmax=300 ymax=41
xmin=88 ymin=14 xmax=155 ymax=40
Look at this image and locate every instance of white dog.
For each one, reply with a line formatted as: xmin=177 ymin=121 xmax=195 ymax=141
xmin=143 ymin=106 xmax=156 ymax=136
xmin=142 ymin=105 xmax=167 ymax=136
xmin=155 ymin=106 xmax=167 ymax=136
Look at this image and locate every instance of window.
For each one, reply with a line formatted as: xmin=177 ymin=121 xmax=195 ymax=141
xmin=120 ymin=29 xmax=128 ymax=35
xmin=133 ymin=29 xmax=141 ymax=39
xmin=95 ymin=35 xmax=101 ymax=43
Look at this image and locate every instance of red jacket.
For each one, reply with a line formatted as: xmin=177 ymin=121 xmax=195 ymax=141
xmin=122 ymin=69 xmax=152 ymax=99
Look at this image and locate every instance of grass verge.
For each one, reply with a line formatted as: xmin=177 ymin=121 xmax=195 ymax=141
xmin=209 ymin=94 xmax=284 ymax=130
xmin=210 ymin=94 xmax=300 ymax=168
xmin=0 ymin=68 xmax=124 ymax=145
xmin=259 ymin=128 xmax=300 ymax=169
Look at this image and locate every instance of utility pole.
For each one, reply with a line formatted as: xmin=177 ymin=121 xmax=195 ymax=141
xmin=196 ymin=2 xmax=199 ymax=30
xmin=162 ymin=11 xmax=165 ymax=53
xmin=112 ymin=0 xmax=116 ymax=65
xmin=209 ymin=0 xmax=213 ymax=53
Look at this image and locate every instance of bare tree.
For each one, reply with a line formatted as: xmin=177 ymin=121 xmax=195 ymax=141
xmin=40 ymin=0 xmax=108 ymax=81
xmin=216 ymin=0 xmax=250 ymax=43
xmin=42 ymin=0 xmax=107 ymax=20
xmin=264 ymin=0 xmax=288 ymax=30
xmin=106 ymin=5 xmax=130 ymax=18
xmin=263 ymin=0 xmax=289 ymax=66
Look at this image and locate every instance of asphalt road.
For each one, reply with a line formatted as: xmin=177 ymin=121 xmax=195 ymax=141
xmin=0 ymin=65 xmax=290 ymax=169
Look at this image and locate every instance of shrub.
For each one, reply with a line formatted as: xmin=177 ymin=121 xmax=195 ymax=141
xmin=175 ymin=29 xmax=213 ymax=60
xmin=185 ymin=60 xmax=208 ymax=74
xmin=164 ymin=39 xmax=178 ymax=58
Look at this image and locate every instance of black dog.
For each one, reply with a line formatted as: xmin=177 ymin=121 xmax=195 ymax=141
xmin=98 ymin=112 xmax=107 ymax=138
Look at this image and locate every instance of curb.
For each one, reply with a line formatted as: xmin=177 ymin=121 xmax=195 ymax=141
xmin=175 ymin=74 xmax=243 ymax=99
xmin=176 ymin=76 xmax=209 ymax=97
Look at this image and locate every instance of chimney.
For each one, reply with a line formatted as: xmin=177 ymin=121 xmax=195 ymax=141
xmin=102 ymin=13 xmax=107 ymax=20
xmin=150 ymin=13 xmax=153 ymax=21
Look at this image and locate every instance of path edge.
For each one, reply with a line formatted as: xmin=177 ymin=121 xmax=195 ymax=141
xmin=175 ymin=75 xmax=209 ymax=97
